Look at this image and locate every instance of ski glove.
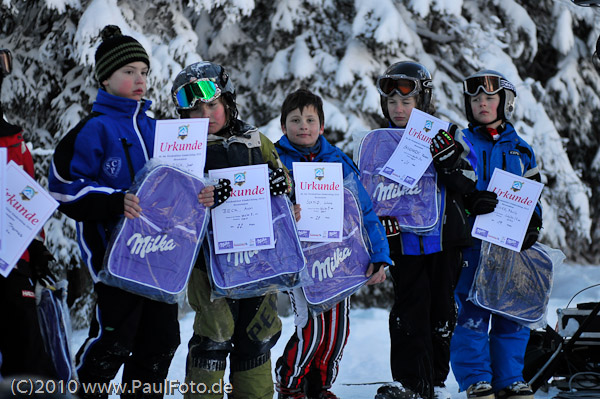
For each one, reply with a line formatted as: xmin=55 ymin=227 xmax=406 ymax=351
xmin=379 ymin=216 xmax=400 ymax=237
xmin=430 ymin=125 xmax=462 ymax=169
xmin=28 ymin=239 xmax=57 ymax=289
xmin=212 ymin=178 xmax=232 ymax=208
xmin=371 ymin=262 xmax=386 ymax=274
xmin=464 ymin=190 xmax=498 ymax=215
xmin=522 ymin=211 xmax=543 ymax=251
xmin=269 ymin=167 xmax=290 ymax=196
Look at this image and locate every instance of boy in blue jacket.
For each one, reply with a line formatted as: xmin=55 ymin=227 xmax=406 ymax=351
xmin=450 ymin=70 xmax=542 ymax=399
xmin=48 ymin=26 xmax=181 ymax=398
xmin=274 ymin=89 xmax=391 ymax=399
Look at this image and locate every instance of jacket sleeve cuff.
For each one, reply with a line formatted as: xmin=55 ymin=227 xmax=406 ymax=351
xmin=108 ymin=192 xmax=126 ymax=216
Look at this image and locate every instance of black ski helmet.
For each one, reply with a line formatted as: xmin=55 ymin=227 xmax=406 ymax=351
xmin=377 ymin=61 xmax=433 ymax=122
xmin=463 ymin=69 xmax=517 ymax=125
xmin=171 ymin=61 xmax=237 ymax=120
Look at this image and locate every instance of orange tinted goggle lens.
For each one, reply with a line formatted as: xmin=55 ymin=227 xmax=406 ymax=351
xmin=463 ymin=75 xmax=502 ymax=96
xmin=0 ymin=49 xmax=12 ymax=76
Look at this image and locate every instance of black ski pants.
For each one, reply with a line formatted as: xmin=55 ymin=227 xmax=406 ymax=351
xmin=388 ymin=246 xmax=462 ymax=399
xmin=75 ymin=283 xmax=180 ymax=399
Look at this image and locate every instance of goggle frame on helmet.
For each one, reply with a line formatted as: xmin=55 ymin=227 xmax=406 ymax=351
xmin=173 ymin=78 xmax=222 ymax=110
xmin=463 ymin=75 xmax=516 ymax=97
xmin=377 ymin=74 xmax=430 ymax=98
xmin=0 ymin=49 xmax=12 ymax=76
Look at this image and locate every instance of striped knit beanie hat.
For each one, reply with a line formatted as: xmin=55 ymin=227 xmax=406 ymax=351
xmin=94 ymin=25 xmax=150 ymax=84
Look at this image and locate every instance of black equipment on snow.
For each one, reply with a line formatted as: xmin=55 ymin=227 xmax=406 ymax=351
xmin=524 ymin=286 xmax=600 ymax=395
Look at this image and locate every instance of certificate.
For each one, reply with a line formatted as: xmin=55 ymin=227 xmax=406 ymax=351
xmin=0 ymin=148 xmax=5 ymax=252
xmin=0 ymin=161 xmax=59 ymax=277
xmin=472 ymin=169 xmax=544 ymax=252
xmin=153 ymin=118 xmax=208 ymax=178
xmin=209 ymin=164 xmax=274 ymax=254
xmin=379 ymin=109 xmax=449 ymax=188
xmin=293 ymin=162 xmax=344 ymax=242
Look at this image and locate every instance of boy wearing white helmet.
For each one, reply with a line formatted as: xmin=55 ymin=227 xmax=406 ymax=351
xmin=450 ymin=70 xmax=542 ymax=399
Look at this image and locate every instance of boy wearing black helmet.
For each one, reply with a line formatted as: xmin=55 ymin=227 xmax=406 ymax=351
xmin=360 ymin=61 xmax=477 ymax=399
xmin=171 ymin=61 xmax=290 ymax=399
xmin=450 ymin=70 xmax=542 ymax=399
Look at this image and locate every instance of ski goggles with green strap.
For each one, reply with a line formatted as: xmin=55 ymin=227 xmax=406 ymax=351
xmin=173 ymin=79 xmax=221 ymax=109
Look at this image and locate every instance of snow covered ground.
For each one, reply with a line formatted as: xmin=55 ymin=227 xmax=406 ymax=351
xmin=71 ymin=261 xmax=600 ymax=398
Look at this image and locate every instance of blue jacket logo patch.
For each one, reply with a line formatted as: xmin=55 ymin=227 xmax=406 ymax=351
xmin=103 ymin=157 xmax=122 ymax=177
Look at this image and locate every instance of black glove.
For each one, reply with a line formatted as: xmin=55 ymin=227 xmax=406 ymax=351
xmin=379 ymin=216 xmax=400 ymax=237
xmin=27 ymin=239 xmax=57 ymax=288
xmin=464 ymin=190 xmax=498 ymax=215
xmin=430 ymin=125 xmax=462 ymax=169
xmin=269 ymin=167 xmax=290 ymax=196
xmin=522 ymin=212 xmax=543 ymax=251
xmin=212 ymin=178 xmax=232 ymax=208
xmin=371 ymin=262 xmax=386 ymax=274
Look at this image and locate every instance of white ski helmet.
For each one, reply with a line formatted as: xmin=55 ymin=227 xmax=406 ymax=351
xmin=463 ymin=70 xmax=517 ymax=125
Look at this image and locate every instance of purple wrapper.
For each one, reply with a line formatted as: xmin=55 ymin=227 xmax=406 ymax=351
xmin=102 ymin=164 xmax=209 ymax=303
xmin=301 ymin=187 xmax=371 ymax=314
xmin=208 ymin=194 xmax=307 ymax=299
xmin=358 ymin=129 xmax=439 ymax=231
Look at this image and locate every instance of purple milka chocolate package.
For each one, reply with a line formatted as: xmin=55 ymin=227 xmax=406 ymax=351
xmin=101 ymin=162 xmax=209 ymax=303
xmin=207 ymin=194 xmax=308 ymax=299
xmin=357 ymin=128 xmax=439 ymax=234
xmin=301 ymin=184 xmax=371 ymax=315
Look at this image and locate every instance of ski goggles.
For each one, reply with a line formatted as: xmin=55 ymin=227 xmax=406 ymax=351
xmin=463 ymin=75 xmax=516 ymax=96
xmin=173 ymin=79 xmax=221 ymax=109
xmin=376 ymin=75 xmax=424 ymax=97
xmin=0 ymin=49 xmax=12 ymax=76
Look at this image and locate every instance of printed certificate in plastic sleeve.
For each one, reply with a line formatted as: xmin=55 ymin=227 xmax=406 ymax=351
xmin=0 ymin=148 xmax=5 ymax=252
xmin=153 ymin=118 xmax=208 ymax=178
xmin=0 ymin=161 xmax=59 ymax=277
xmin=209 ymin=164 xmax=274 ymax=254
xmin=293 ymin=162 xmax=344 ymax=242
xmin=379 ymin=109 xmax=449 ymax=188
xmin=472 ymin=169 xmax=544 ymax=252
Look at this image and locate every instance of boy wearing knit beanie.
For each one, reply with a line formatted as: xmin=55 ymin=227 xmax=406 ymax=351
xmin=48 ymin=25 xmax=181 ymax=398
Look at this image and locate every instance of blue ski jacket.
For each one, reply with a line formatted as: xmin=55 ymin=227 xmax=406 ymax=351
xmin=48 ymin=89 xmax=155 ymax=280
xmin=462 ymin=122 xmax=542 ymax=213
xmin=275 ymin=134 xmax=392 ymax=266
xmin=456 ymin=122 xmax=543 ymax=296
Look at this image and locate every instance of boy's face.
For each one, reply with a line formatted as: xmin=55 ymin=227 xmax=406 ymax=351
xmin=282 ymin=105 xmax=324 ymax=148
xmin=188 ymin=97 xmax=227 ymax=135
xmin=469 ymin=92 xmax=501 ymax=127
xmin=102 ymin=61 xmax=148 ymax=101
xmin=387 ymin=94 xmax=417 ymax=128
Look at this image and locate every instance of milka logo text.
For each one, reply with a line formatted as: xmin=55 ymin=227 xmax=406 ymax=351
xmin=373 ymin=181 xmax=421 ymax=201
xmin=312 ymin=247 xmax=352 ymax=281
xmin=126 ymin=233 xmax=176 ymax=258
xmin=226 ymin=250 xmax=259 ymax=266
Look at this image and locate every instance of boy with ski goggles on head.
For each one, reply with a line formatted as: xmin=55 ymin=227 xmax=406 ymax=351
xmin=363 ymin=61 xmax=477 ymax=399
xmin=450 ymin=70 xmax=542 ymax=399
xmin=172 ymin=61 xmax=291 ymax=399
